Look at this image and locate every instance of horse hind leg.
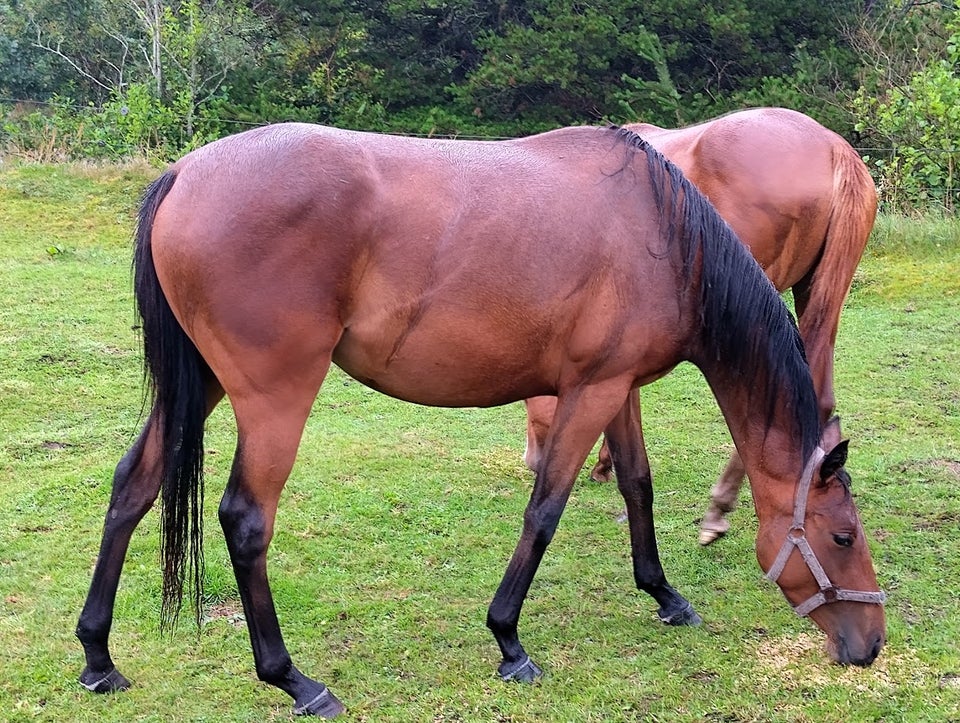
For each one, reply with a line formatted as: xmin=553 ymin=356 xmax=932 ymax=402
xmin=589 ymin=437 xmax=614 ymax=482
xmin=522 ymin=396 xmax=556 ymax=472
xmin=217 ymin=373 xmax=345 ymax=718
xmin=698 ymin=452 xmax=745 ymax=545
xmin=76 ymin=379 xmax=224 ymax=691
xmin=75 ymin=419 xmax=160 ymax=692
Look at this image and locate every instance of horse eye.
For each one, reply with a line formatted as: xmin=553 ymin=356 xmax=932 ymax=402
xmin=833 ymin=534 xmax=854 ymax=548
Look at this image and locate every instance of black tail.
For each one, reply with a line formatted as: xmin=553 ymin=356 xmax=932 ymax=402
xmin=133 ymin=170 xmax=208 ymax=628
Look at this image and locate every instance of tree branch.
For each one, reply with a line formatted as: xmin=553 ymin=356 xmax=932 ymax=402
xmin=31 ymin=30 xmax=115 ymax=92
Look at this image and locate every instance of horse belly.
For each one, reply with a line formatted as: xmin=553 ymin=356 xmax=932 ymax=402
xmin=332 ymin=314 xmax=549 ymax=407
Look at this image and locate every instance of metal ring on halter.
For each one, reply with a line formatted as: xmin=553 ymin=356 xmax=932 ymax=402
xmin=764 ymin=446 xmax=887 ymax=617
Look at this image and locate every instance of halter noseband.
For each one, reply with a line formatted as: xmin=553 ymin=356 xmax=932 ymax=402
xmin=764 ymin=446 xmax=887 ymax=616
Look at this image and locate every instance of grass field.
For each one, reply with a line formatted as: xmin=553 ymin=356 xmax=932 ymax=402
xmin=1 ymin=161 xmax=958 ymax=722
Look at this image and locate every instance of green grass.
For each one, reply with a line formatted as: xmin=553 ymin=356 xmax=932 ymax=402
xmin=1 ymin=161 xmax=958 ymax=722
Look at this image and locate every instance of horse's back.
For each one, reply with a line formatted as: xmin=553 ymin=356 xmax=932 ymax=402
xmin=628 ymin=108 xmax=858 ymax=289
xmin=148 ymin=123 xmax=690 ymax=409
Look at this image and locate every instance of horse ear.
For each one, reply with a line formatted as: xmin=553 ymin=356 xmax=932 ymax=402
xmin=820 ymin=439 xmax=849 ymax=482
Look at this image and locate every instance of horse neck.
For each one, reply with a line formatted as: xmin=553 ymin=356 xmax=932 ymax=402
xmin=648 ymin=136 xmax=819 ymax=500
xmin=696 ymin=353 xmax=819 ymax=514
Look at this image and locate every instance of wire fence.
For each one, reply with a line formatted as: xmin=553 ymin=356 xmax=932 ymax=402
xmin=852 ymin=145 xmax=959 ymax=213
xmin=2 ymin=94 xmax=958 ymax=212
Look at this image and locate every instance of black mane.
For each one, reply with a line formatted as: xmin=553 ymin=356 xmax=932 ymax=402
xmin=609 ymin=125 xmax=821 ymax=461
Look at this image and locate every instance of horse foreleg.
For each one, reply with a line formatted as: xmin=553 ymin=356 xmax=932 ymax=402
xmin=605 ymin=390 xmax=702 ymax=625
xmin=488 ymin=382 xmax=630 ymax=682
xmin=219 ymin=402 xmax=344 ymax=719
xmin=522 ymin=396 xmax=556 ymax=472
xmin=523 ymin=395 xmax=614 ymax=483
xmin=699 ymin=451 xmax=745 ymax=545
xmin=76 ymin=415 xmax=164 ymax=693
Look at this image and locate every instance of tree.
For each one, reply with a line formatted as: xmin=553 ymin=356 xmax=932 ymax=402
xmin=154 ymin=0 xmax=265 ymax=138
xmin=449 ymin=1 xmax=683 ymax=131
xmin=2 ymin=0 xmax=139 ymax=103
xmin=444 ymin=0 xmax=866 ymax=132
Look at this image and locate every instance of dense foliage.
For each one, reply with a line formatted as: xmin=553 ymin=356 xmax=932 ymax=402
xmin=852 ymin=6 xmax=960 ymax=211
xmin=1 ymin=0 xmax=958 ymax=211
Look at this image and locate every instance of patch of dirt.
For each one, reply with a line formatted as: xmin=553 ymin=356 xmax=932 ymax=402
xmin=895 ymin=458 xmax=960 ymax=481
xmin=912 ymin=509 xmax=960 ymax=532
xmin=754 ymin=632 xmax=931 ymax=691
xmin=940 ymin=673 xmax=960 ymax=689
xmin=204 ymin=600 xmax=245 ymax=628
xmin=932 ymin=459 xmax=960 ymax=480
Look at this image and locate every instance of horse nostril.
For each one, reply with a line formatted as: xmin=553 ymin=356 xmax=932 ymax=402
xmin=848 ymin=636 xmax=883 ymax=667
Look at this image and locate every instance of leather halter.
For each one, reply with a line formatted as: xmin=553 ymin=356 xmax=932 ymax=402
xmin=764 ymin=446 xmax=887 ymax=616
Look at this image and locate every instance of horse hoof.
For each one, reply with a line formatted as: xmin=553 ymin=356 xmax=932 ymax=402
xmin=293 ymin=687 xmax=345 ymax=718
xmin=589 ymin=463 xmax=613 ymax=483
xmin=698 ymin=516 xmax=730 ymax=546
xmin=698 ymin=527 xmax=725 ymax=545
xmin=499 ymin=655 xmax=543 ymax=683
xmin=79 ymin=666 xmax=130 ymax=693
xmin=657 ymin=602 xmax=703 ymax=626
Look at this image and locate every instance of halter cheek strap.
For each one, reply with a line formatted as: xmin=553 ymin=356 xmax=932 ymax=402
xmin=764 ymin=446 xmax=887 ymax=617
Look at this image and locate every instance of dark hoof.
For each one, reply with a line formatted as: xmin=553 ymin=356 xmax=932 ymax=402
xmin=657 ymin=601 xmax=703 ymax=626
xmin=293 ymin=687 xmax=345 ymax=718
xmin=79 ymin=666 xmax=130 ymax=693
xmin=498 ymin=655 xmax=543 ymax=683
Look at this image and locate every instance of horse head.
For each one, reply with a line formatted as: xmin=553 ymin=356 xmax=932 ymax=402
xmin=756 ymin=417 xmax=886 ymax=666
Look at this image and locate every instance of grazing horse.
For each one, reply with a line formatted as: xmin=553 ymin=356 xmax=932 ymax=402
xmin=75 ymin=123 xmax=885 ymax=718
xmin=523 ymin=108 xmax=877 ymax=544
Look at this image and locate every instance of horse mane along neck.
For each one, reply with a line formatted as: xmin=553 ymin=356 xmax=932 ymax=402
xmin=611 ymin=127 xmax=821 ymax=460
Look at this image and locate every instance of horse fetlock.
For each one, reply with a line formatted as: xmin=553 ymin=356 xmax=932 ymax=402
xmin=253 ymin=654 xmax=298 ymax=687
xmin=588 ymin=459 xmax=614 ymax=482
xmin=699 ymin=508 xmax=731 ymax=546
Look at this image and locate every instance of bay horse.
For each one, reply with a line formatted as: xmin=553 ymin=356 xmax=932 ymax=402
xmin=523 ymin=108 xmax=878 ymax=544
xmin=76 ymin=123 xmax=885 ymax=718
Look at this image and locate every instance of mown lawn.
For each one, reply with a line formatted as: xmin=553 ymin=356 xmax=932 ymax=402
xmin=0 ymin=162 xmax=958 ymax=722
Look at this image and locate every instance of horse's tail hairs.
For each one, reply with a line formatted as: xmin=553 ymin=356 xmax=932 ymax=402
xmin=133 ymin=169 xmax=208 ymax=631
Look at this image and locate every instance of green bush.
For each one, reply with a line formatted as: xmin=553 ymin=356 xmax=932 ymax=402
xmin=853 ymin=11 xmax=960 ymax=214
